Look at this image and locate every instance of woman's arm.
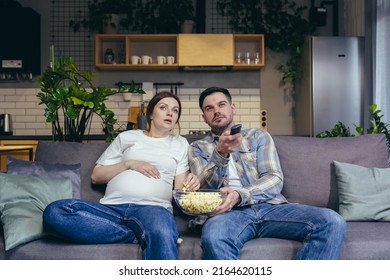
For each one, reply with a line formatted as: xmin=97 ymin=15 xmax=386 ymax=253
xmin=91 ymin=162 xmax=128 ymax=184
xmin=91 ymin=160 xmax=161 ymax=184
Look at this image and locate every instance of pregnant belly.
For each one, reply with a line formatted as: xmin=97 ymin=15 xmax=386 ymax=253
xmin=103 ymin=169 xmax=172 ymax=203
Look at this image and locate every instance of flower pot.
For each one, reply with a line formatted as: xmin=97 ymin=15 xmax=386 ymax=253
xmin=122 ymin=92 xmax=132 ymax=101
xmin=181 ymin=20 xmax=195 ymax=33
xmin=102 ymin=14 xmax=121 ymax=34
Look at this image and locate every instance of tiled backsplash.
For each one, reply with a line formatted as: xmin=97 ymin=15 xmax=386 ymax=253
xmin=0 ymin=87 xmax=261 ymax=136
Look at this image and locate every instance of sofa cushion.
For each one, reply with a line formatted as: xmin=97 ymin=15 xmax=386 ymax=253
xmin=340 ymin=222 xmax=390 ymax=259
xmin=35 ymin=141 xmax=110 ymax=202
xmin=6 ymin=156 xmax=81 ymax=199
xmin=0 ymin=173 xmax=72 ymax=251
xmin=273 ymin=134 xmax=389 ymax=210
xmin=334 ymin=160 xmax=390 ymax=221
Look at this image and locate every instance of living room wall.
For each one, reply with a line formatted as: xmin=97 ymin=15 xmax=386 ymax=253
xmin=0 ymin=0 xmax=363 ymax=136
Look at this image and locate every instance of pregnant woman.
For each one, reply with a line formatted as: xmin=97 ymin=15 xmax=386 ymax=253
xmin=43 ymin=91 xmax=199 ymax=260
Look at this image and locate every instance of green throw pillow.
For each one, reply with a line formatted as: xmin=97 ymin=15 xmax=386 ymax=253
xmin=0 ymin=173 xmax=72 ymax=251
xmin=334 ymin=160 xmax=390 ymax=221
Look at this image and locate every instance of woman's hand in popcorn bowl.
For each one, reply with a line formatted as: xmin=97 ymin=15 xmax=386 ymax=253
xmin=181 ymin=173 xmax=200 ymax=192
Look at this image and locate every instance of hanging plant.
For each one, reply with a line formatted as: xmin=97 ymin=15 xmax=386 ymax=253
xmin=216 ymin=0 xmax=317 ymax=85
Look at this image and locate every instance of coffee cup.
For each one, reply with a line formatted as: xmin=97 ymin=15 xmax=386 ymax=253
xmin=157 ymin=56 xmax=167 ymax=64
xmin=142 ymin=55 xmax=152 ymax=64
xmin=131 ymin=56 xmax=141 ymax=64
xmin=167 ymin=56 xmax=175 ymax=64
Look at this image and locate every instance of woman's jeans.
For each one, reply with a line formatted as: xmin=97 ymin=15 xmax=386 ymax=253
xmin=43 ymin=199 xmax=179 ymax=260
xmin=201 ymin=202 xmax=347 ymax=260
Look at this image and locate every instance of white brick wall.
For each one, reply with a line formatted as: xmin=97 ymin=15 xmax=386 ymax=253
xmin=0 ymin=87 xmax=261 ymax=136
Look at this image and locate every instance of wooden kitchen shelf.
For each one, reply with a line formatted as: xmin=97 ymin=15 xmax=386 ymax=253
xmin=96 ymin=34 xmax=178 ymax=70
xmin=95 ymin=34 xmax=264 ymax=71
xmin=233 ymin=34 xmax=265 ymax=69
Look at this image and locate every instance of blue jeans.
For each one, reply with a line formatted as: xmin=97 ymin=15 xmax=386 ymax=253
xmin=43 ymin=199 xmax=179 ymax=260
xmin=201 ymin=202 xmax=346 ymax=260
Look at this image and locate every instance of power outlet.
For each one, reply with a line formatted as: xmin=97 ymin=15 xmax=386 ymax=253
xmin=260 ymin=109 xmax=268 ymax=131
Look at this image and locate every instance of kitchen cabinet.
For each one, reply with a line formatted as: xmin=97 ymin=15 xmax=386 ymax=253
xmin=178 ymin=34 xmax=234 ymax=66
xmin=96 ymin=34 xmax=178 ymax=70
xmin=95 ymin=34 xmax=264 ymax=70
xmin=233 ymin=34 xmax=265 ymax=70
xmin=0 ymin=140 xmax=38 ymax=171
xmin=178 ymin=34 xmax=264 ymax=70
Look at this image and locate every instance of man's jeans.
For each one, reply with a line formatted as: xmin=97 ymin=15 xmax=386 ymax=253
xmin=43 ymin=199 xmax=179 ymax=260
xmin=201 ymin=202 xmax=347 ymax=260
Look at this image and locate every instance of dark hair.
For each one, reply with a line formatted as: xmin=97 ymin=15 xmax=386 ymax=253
xmin=146 ymin=91 xmax=182 ymax=132
xmin=199 ymin=87 xmax=232 ymax=111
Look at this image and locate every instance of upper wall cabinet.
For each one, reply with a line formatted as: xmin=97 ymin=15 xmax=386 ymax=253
xmin=95 ymin=34 xmax=264 ymax=71
xmin=178 ymin=34 xmax=234 ymax=67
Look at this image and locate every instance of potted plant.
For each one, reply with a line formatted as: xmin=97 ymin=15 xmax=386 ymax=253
xmin=121 ymin=80 xmax=146 ymax=101
xmin=134 ymin=0 xmax=194 ymax=34
xmin=69 ymin=0 xmax=136 ymax=33
xmin=37 ymin=45 xmax=144 ymax=142
xmin=181 ymin=19 xmax=195 ymax=33
xmin=316 ymin=104 xmax=390 ymax=156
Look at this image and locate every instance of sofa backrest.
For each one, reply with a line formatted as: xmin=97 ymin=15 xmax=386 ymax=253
xmin=273 ymin=134 xmax=389 ymax=211
xmin=35 ymin=134 xmax=389 ymax=210
xmin=35 ymin=141 xmax=110 ymax=202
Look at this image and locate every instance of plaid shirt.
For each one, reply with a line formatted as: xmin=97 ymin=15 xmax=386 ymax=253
xmin=188 ymin=128 xmax=288 ymax=206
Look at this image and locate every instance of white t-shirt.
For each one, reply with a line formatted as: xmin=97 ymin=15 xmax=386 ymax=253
xmin=97 ymin=130 xmax=189 ymax=211
xmin=228 ymin=158 xmax=243 ymax=188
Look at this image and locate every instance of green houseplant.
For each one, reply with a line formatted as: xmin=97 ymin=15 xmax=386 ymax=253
xmin=37 ymin=46 xmax=144 ymax=142
xmin=316 ymin=104 xmax=390 ymax=155
xmin=355 ymin=104 xmax=390 ymax=152
xmin=216 ymin=0 xmax=317 ymax=84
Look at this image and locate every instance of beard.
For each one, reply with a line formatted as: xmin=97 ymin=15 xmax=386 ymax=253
xmin=209 ymin=115 xmax=234 ymax=135
xmin=212 ymin=124 xmax=229 ymax=135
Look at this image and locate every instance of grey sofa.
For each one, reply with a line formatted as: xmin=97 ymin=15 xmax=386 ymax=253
xmin=0 ymin=133 xmax=389 ymax=259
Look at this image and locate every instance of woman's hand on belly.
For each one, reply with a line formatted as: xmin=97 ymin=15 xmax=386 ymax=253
xmin=126 ymin=160 xmax=161 ymax=179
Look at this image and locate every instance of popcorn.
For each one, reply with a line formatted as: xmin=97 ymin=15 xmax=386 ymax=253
xmin=177 ymin=191 xmax=223 ymax=215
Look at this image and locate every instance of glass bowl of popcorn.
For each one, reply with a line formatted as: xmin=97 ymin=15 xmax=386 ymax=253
xmin=173 ymin=189 xmax=225 ymax=216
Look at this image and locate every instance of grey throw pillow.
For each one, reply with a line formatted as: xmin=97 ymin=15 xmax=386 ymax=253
xmin=334 ymin=160 xmax=390 ymax=221
xmin=6 ymin=156 xmax=81 ymax=199
xmin=0 ymin=173 xmax=72 ymax=250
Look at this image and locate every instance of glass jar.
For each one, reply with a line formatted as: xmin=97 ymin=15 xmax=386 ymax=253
xmin=104 ymin=48 xmax=114 ymax=64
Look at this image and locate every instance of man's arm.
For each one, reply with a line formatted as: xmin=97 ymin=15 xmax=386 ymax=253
xmin=188 ymin=138 xmax=228 ymax=189
xmin=236 ymin=130 xmax=284 ymax=205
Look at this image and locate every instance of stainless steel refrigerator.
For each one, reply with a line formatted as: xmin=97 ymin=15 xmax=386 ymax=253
xmin=294 ymin=36 xmax=365 ymax=136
